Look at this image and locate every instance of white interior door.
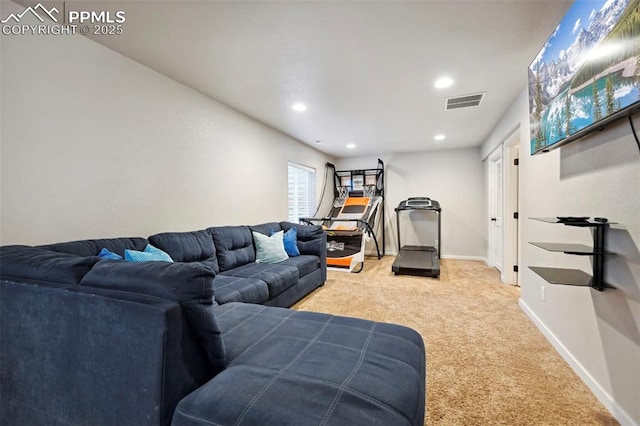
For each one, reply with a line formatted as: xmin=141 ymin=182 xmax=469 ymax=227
xmin=488 ymin=147 xmax=503 ymax=272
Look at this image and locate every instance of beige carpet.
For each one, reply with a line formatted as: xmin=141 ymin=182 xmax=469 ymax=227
xmin=292 ymin=256 xmax=618 ymax=425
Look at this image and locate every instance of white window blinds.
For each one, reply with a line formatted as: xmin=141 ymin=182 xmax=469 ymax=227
xmin=287 ymin=162 xmax=316 ymax=223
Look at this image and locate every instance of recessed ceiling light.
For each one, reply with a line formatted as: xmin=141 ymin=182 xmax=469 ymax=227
xmin=434 ymin=134 xmax=446 ymax=141
xmin=346 ymin=143 xmax=356 ymax=149
xmin=434 ymin=77 xmax=454 ymax=89
xmin=292 ymin=103 xmax=307 ymax=112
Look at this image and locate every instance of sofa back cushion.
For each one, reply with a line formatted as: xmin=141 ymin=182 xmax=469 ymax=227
xmin=148 ymin=230 xmax=220 ymax=273
xmin=39 ymin=237 xmax=149 ymax=258
xmin=209 ymin=226 xmax=255 ymax=272
xmin=0 ymin=245 xmax=99 ymax=286
xmin=79 ymin=261 xmax=226 ymax=374
xmin=249 ymin=222 xmax=282 ymax=237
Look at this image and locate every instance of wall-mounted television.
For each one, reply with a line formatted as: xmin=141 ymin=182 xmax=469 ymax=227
xmin=529 ymin=0 xmax=640 ymax=155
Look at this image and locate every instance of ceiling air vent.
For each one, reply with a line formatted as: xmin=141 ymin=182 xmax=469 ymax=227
xmin=445 ymin=92 xmax=485 ymax=110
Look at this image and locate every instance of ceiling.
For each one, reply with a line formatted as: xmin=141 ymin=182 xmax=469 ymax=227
xmin=84 ymin=0 xmax=573 ymax=158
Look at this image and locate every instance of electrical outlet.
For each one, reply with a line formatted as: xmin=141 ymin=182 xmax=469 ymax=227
xmin=541 ymin=285 xmax=545 ymax=301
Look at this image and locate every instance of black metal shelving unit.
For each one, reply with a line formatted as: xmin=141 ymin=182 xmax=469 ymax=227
xmin=528 ymin=217 xmax=616 ymax=291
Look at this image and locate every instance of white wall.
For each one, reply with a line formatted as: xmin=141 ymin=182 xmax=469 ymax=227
xmin=0 ymin=4 xmax=332 ymax=245
xmin=335 ymin=148 xmax=486 ymax=260
xmin=482 ymin=88 xmax=640 ymax=425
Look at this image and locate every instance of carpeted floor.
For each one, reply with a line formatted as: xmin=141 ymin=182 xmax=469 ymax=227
xmin=292 ymin=256 xmax=618 ymax=425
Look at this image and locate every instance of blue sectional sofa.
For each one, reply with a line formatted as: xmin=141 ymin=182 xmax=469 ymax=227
xmin=35 ymin=221 xmax=327 ymax=308
xmin=0 ymin=221 xmax=426 ymax=425
xmin=148 ymin=222 xmax=327 ymax=307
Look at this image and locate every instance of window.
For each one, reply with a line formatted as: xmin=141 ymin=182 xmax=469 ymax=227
xmin=288 ymin=161 xmax=316 ymax=223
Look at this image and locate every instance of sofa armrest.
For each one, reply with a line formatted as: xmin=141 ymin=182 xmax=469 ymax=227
xmin=280 ymin=222 xmax=327 ymax=282
xmin=79 ymin=261 xmax=226 ymax=374
xmin=1 ymin=280 xmax=210 ymax=426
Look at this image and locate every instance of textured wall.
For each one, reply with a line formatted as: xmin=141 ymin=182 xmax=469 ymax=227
xmin=335 ymin=148 xmax=486 ymax=260
xmin=1 ymin=2 xmax=332 ymax=245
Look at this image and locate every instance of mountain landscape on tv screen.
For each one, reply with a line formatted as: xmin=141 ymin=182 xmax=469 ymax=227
xmin=529 ymin=0 xmax=640 ymax=154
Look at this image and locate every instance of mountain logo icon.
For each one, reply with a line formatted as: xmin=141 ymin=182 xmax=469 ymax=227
xmin=1 ymin=3 xmax=59 ymax=24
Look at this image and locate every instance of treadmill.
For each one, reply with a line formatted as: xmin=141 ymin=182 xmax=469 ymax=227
xmin=392 ymin=197 xmax=441 ymax=277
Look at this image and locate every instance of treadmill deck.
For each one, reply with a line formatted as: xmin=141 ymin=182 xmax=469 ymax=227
xmin=392 ymin=245 xmax=440 ymax=277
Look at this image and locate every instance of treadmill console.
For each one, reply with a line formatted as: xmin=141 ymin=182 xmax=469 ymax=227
xmin=406 ymin=198 xmax=432 ymax=208
xmin=396 ymin=197 xmax=441 ymax=211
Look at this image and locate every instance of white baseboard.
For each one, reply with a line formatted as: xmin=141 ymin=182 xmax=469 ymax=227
xmin=519 ymin=299 xmax=637 ymax=426
xmin=365 ymin=250 xmax=395 ymax=256
xmin=441 ymin=255 xmax=488 ymax=262
xmin=364 ymin=251 xmax=487 ymax=264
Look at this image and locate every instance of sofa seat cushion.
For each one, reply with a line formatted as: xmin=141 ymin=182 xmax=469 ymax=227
xmin=148 ymin=230 xmax=220 ymax=273
xmin=173 ymin=303 xmax=426 ymax=426
xmin=0 ymin=245 xmax=99 ymax=286
xmin=213 ymin=275 xmax=269 ymax=305
xmin=279 ymin=255 xmax=319 ymax=278
xmin=78 ymin=261 xmax=226 ymax=374
xmin=219 ymin=263 xmax=298 ymax=299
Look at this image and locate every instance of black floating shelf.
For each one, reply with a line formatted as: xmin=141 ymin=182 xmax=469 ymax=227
xmin=529 ymin=266 xmax=593 ymax=287
xmin=529 ymin=217 xmax=616 ymax=291
xmin=529 ymin=242 xmax=615 ymax=256
xmin=530 ymin=217 xmax=617 ymax=227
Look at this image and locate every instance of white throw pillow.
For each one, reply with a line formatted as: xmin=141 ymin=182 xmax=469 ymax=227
xmin=253 ymin=231 xmax=289 ymax=263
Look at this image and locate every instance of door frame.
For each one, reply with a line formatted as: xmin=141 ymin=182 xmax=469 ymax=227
xmin=502 ymin=129 xmax=520 ymax=285
xmin=487 ymin=146 xmax=503 ymax=273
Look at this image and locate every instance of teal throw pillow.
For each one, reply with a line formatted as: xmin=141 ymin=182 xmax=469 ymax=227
xmin=97 ymin=247 xmax=123 ymax=260
xmin=125 ymin=244 xmax=174 ymax=263
xmin=271 ymin=227 xmax=300 ymax=257
xmin=253 ymin=231 xmax=289 ymax=264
